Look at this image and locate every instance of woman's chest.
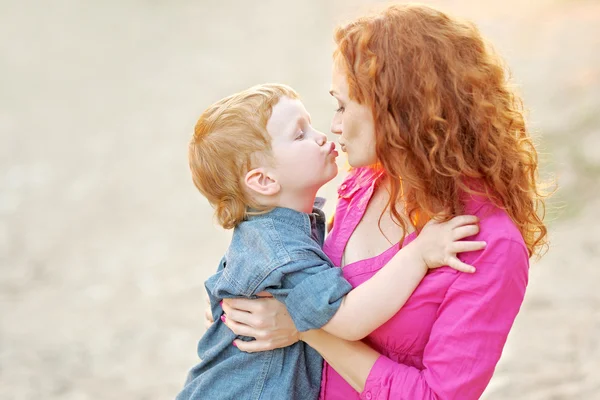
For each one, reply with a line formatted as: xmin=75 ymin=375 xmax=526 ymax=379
xmin=345 ymin=265 xmax=458 ymax=363
xmin=341 ymin=187 xmax=409 ymax=266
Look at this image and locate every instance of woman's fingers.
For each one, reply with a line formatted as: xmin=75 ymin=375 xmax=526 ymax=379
xmin=233 ymin=339 xmax=271 ymax=353
xmin=451 ymin=240 xmax=486 ymax=253
xmin=255 ymin=291 xmax=274 ymax=298
xmin=223 ymin=297 xmax=260 ymax=312
xmin=452 ymin=224 xmax=480 ymax=240
xmin=222 ymin=302 xmax=255 ymax=326
xmin=224 ymin=296 xmax=271 ymax=313
xmin=221 ymin=315 xmax=260 ymax=338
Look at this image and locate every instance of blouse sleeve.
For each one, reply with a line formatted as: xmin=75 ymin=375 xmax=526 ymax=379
xmin=361 ymin=237 xmax=529 ymax=400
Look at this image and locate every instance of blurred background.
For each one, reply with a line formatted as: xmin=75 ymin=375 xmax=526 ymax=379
xmin=1 ymin=0 xmax=599 ymax=399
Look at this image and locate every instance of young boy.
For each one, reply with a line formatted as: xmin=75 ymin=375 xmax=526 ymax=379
xmin=177 ymin=84 xmax=484 ymax=400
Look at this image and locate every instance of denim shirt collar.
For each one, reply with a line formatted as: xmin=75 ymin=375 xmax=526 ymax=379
xmin=246 ymin=197 xmax=326 ymax=237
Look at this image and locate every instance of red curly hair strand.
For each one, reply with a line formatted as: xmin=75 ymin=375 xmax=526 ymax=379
xmin=334 ymin=4 xmax=548 ymax=257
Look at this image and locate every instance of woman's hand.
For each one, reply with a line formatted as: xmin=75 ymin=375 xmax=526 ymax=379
xmin=221 ymin=292 xmax=300 ymax=353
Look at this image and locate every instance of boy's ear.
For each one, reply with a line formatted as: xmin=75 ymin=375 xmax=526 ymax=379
xmin=244 ymin=168 xmax=280 ymax=196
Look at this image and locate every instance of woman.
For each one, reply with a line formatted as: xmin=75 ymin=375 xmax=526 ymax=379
xmin=214 ymin=4 xmax=548 ymax=399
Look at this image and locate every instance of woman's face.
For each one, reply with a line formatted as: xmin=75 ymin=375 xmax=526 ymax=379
xmin=329 ymin=62 xmax=377 ymax=167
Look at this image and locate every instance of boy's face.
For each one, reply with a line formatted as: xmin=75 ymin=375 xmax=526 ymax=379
xmin=266 ymin=96 xmax=339 ymax=193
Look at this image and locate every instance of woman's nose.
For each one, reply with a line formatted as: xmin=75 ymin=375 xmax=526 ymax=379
xmin=330 ymin=115 xmax=342 ymax=135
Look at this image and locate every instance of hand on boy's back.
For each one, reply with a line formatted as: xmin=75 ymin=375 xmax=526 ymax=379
xmin=204 ymin=291 xmax=275 ymax=332
xmin=412 ymin=215 xmax=487 ymax=274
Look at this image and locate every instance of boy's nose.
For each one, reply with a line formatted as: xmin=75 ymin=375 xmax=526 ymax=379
xmin=315 ymin=131 xmax=327 ymax=145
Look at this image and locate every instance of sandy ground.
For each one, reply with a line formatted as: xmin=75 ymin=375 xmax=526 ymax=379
xmin=1 ymin=0 xmax=599 ymax=399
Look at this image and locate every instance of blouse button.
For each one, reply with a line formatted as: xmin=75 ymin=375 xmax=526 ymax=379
xmin=340 ymin=184 xmax=347 ymax=190
xmin=365 ymin=393 xmax=372 ymax=400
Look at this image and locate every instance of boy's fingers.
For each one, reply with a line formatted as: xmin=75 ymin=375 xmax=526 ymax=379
xmin=450 ymin=215 xmax=479 ymax=228
xmin=447 ymin=257 xmax=476 ymax=273
xmin=452 ymin=224 xmax=479 ymax=240
xmin=451 ymin=241 xmax=486 ymax=253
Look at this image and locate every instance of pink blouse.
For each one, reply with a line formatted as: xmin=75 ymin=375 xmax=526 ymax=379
xmin=319 ymin=167 xmax=529 ymax=400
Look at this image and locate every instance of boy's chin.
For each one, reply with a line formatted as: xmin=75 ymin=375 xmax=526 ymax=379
xmin=319 ymin=169 xmax=339 ymax=186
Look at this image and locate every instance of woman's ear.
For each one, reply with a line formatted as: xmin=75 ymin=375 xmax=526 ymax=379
xmin=244 ymin=168 xmax=280 ymax=196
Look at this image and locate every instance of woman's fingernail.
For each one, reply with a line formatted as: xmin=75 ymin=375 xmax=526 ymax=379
xmin=232 ymin=341 xmax=237 ymax=347
xmin=220 ymin=315 xmax=226 ymax=323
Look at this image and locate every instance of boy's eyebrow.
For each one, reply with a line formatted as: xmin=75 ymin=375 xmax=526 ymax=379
xmin=289 ymin=113 xmax=311 ymax=135
xmin=288 ymin=116 xmax=303 ymax=135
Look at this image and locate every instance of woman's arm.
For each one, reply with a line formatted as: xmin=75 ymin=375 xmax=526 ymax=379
xmin=299 ymin=329 xmax=380 ymax=392
xmin=226 ymin=236 xmax=528 ymax=399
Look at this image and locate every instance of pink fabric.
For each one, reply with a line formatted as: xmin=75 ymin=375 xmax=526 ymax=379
xmin=319 ymin=167 xmax=529 ymax=400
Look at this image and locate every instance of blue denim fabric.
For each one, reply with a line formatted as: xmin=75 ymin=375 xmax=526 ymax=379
xmin=177 ymin=200 xmax=353 ymax=400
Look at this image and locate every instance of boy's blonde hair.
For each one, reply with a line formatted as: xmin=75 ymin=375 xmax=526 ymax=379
xmin=189 ymin=83 xmax=299 ymax=229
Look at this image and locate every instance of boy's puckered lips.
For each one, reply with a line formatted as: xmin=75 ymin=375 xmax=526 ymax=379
xmin=328 ymin=142 xmax=339 ymax=157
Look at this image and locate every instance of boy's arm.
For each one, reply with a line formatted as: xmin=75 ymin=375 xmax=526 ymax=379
xmin=320 ymin=242 xmax=426 ymax=341
xmin=321 ymin=215 xmax=484 ymax=341
xmin=224 ymin=216 xmax=483 ymax=341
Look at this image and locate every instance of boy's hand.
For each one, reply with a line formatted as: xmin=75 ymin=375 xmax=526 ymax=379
xmin=412 ymin=215 xmax=486 ymax=273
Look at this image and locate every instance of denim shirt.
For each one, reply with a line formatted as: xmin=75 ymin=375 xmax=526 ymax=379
xmin=177 ymin=200 xmax=353 ymax=400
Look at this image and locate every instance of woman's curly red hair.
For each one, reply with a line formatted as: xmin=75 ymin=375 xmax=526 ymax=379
xmin=334 ymin=4 xmax=548 ymax=257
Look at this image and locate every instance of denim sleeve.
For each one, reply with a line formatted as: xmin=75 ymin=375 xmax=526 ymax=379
xmin=261 ymin=258 xmax=353 ymax=332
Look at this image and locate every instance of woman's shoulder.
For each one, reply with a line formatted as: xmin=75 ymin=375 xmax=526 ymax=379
xmin=453 ymin=201 xmax=529 ymax=289
xmin=475 ymin=203 xmax=525 ymax=247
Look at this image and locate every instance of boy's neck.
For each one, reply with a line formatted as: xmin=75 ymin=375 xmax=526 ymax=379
xmin=274 ymin=188 xmax=319 ymax=214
